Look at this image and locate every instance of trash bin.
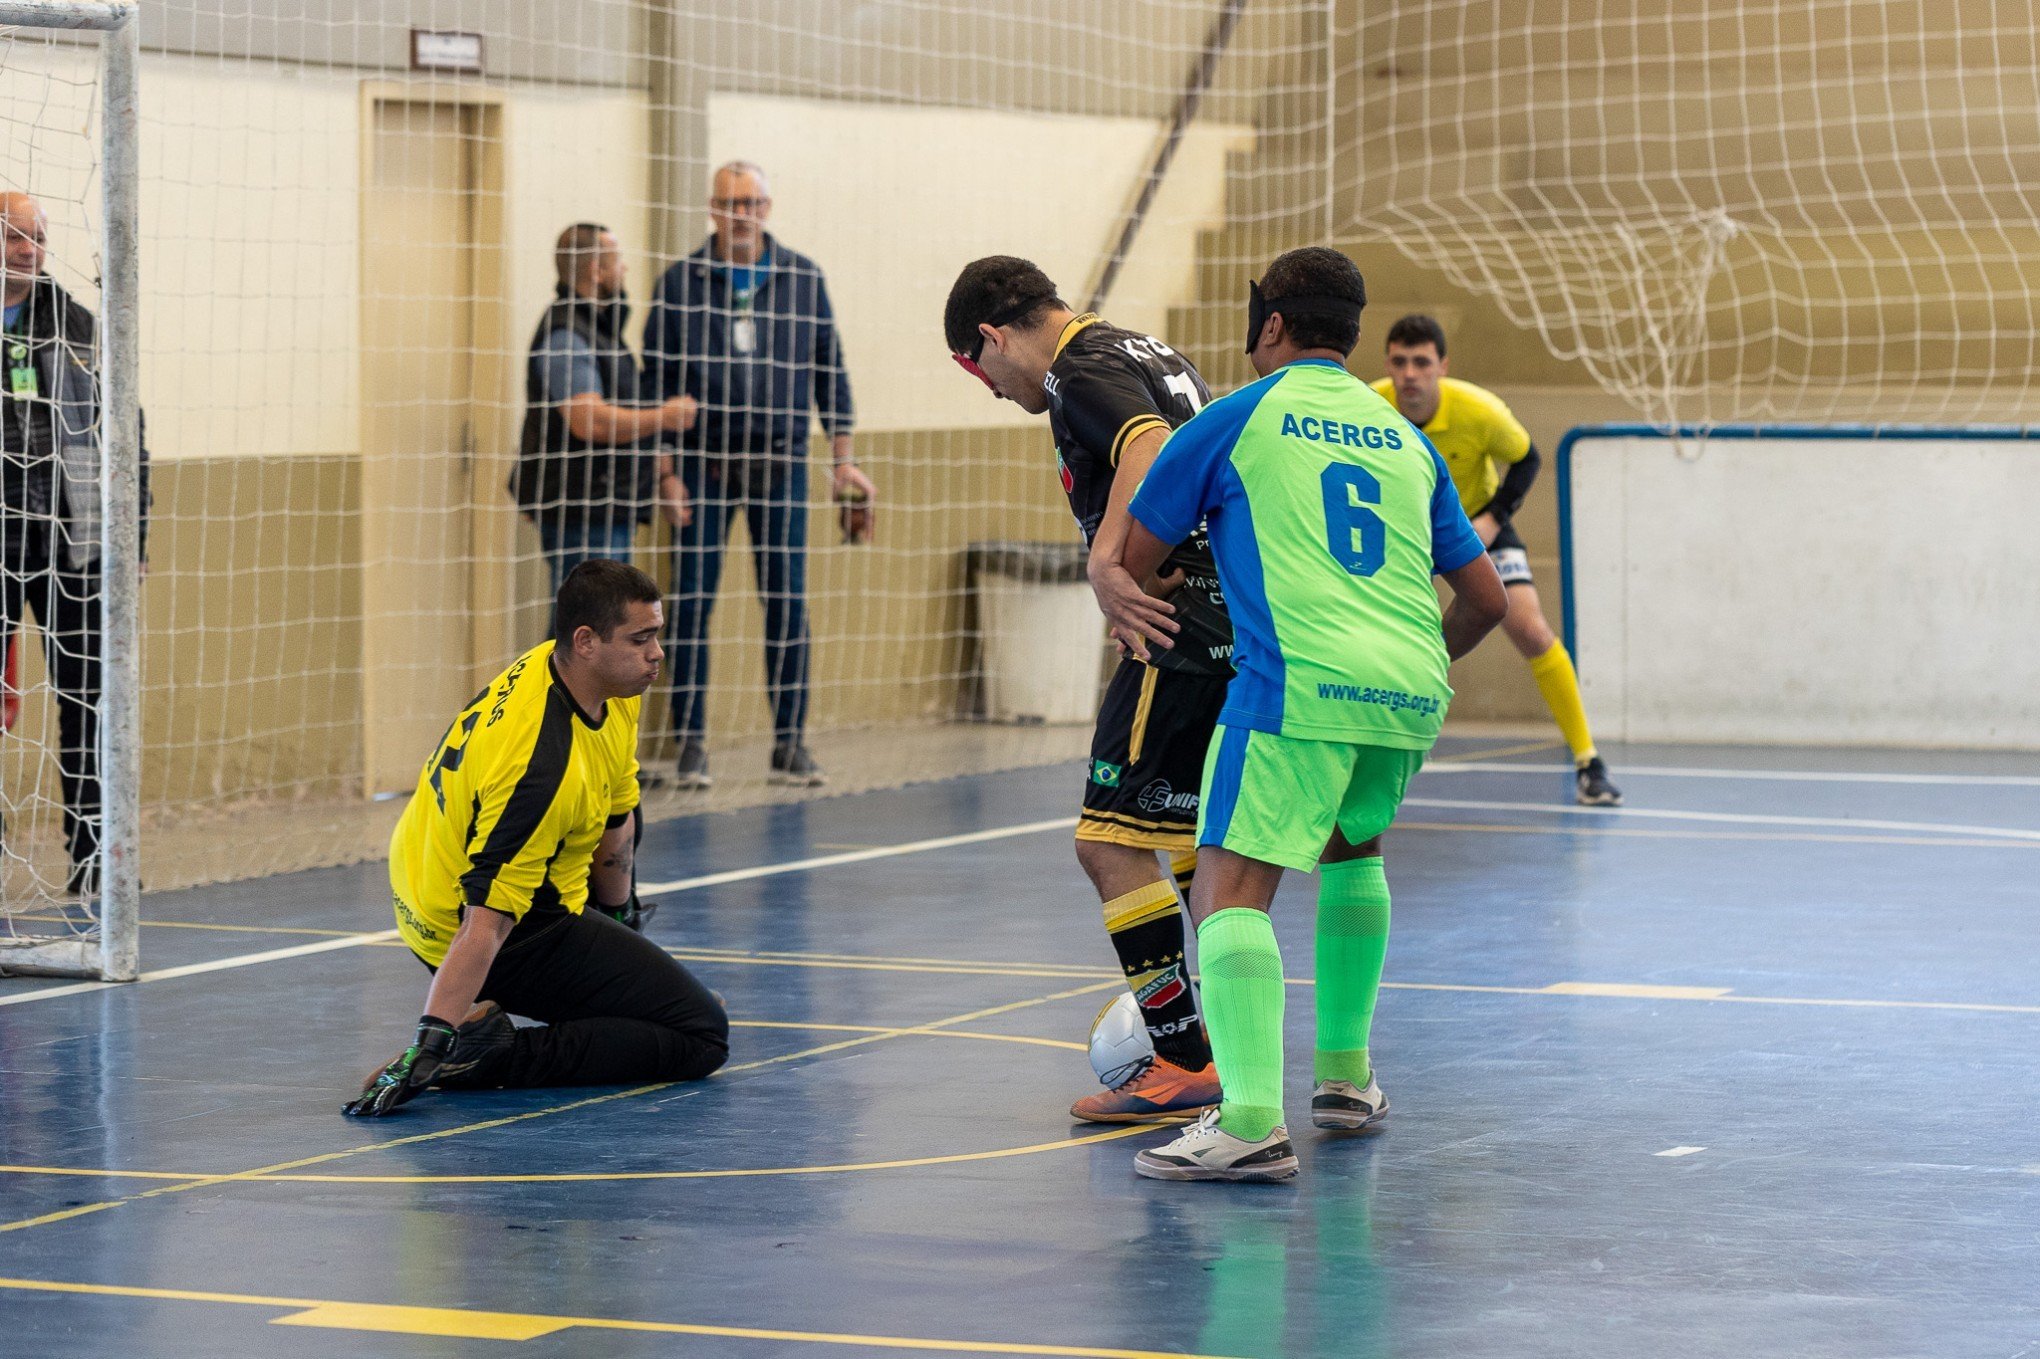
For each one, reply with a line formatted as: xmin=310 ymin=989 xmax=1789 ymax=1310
xmin=966 ymin=540 xmax=1106 ymax=724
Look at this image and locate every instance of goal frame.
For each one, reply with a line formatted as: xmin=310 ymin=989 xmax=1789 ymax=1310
xmin=0 ymin=0 xmax=140 ymax=980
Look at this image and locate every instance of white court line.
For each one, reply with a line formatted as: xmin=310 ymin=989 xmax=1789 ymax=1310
xmin=0 ymin=931 xmax=402 ymax=1009
xmin=0 ymin=819 xmax=1081 ymax=1008
xmin=1655 ymin=1146 xmax=1708 ymax=1158
xmin=1422 ymin=761 xmax=2040 ymax=789
xmin=1400 ymin=797 xmax=2040 ymax=844
xmin=637 ymin=817 xmax=1077 ymax=895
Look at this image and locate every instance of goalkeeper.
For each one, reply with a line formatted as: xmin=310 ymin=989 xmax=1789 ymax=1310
xmin=345 ymin=560 xmax=728 ymax=1117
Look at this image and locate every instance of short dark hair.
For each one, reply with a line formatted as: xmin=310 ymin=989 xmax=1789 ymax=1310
xmin=1385 ymin=313 xmax=1448 ymax=358
xmin=555 ymin=559 xmax=660 ymax=647
xmin=1259 ymin=246 xmax=1368 ymax=354
xmin=944 ymin=256 xmax=1067 ymax=356
xmin=554 ymin=221 xmax=610 ymax=289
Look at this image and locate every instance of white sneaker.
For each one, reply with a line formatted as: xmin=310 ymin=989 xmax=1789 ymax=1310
xmin=1310 ymin=1076 xmax=1388 ymax=1130
xmin=1132 ymin=1108 xmax=1298 ymax=1182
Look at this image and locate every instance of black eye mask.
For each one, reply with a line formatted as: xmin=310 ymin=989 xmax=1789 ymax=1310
xmin=1244 ymin=277 xmax=1367 ymax=354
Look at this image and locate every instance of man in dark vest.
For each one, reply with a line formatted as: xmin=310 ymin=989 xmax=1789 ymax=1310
xmin=514 ymin=222 xmax=696 ymax=592
xmin=0 ymin=190 xmax=150 ymax=901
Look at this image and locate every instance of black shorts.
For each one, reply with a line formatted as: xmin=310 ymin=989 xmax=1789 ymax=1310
xmin=1487 ymin=520 xmax=1534 ymax=586
xmin=1078 ymin=657 xmax=1231 ymax=850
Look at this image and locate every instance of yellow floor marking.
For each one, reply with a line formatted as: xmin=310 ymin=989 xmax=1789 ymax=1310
xmin=0 ymin=1277 xmax=1243 ymax=1357
xmin=0 ymin=980 xmax=1122 ymax=1234
xmin=272 ymin=1301 xmax=569 ymax=1340
xmin=1542 ymin=982 xmax=1734 ymax=1000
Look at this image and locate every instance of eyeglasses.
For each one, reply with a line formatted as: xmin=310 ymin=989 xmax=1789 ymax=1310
xmin=710 ymin=197 xmax=769 ymax=213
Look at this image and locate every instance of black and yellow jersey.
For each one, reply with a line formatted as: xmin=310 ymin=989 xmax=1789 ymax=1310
xmin=388 ymin=641 xmax=641 ymax=965
xmin=1044 ymin=313 xmax=1232 ymax=678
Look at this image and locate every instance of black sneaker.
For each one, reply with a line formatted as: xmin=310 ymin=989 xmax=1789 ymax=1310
xmin=768 ymin=742 xmax=826 ymax=788
xmin=434 ymin=1000 xmax=516 ymax=1089
xmin=1575 ymin=756 xmax=1622 ymax=806
xmin=674 ymin=738 xmax=713 ymax=791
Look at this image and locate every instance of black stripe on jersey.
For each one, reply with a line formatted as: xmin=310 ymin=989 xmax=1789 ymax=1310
xmin=1110 ymin=414 xmax=1170 ymax=466
xmin=459 ymin=689 xmax=574 ymax=905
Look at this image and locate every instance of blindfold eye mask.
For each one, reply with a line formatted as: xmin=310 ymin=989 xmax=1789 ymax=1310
xmin=1244 ymin=276 xmax=1366 ymax=354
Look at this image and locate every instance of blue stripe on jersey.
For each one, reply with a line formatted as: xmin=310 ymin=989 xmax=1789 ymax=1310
xmin=1198 ymin=724 xmax=1253 ymax=847
xmin=1205 ymin=457 xmax=1285 ymax=731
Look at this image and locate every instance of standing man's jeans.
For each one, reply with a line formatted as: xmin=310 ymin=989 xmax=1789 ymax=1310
xmin=668 ymin=452 xmax=810 ymax=744
xmin=0 ymin=514 xmax=103 ymax=880
xmin=537 ymin=516 xmax=640 ymax=594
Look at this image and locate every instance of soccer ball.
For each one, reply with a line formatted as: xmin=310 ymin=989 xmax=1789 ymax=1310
xmin=1088 ymin=991 xmax=1154 ymax=1088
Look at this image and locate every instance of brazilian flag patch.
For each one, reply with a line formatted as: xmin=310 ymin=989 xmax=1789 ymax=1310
xmin=1090 ymin=760 xmax=1123 ymax=788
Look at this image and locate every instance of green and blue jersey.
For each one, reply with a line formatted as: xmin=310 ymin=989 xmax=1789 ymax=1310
xmin=1128 ymin=359 xmax=1485 ymax=749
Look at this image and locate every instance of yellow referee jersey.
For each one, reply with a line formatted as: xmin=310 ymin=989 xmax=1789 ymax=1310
xmin=389 ymin=641 xmax=641 ymax=965
xmin=1370 ymin=375 xmax=1531 ymax=515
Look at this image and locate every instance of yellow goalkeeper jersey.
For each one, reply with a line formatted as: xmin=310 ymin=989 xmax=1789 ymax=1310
xmin=1370 ymin=375 xmax=1531 ymax=515
xmin=388 ymin=641 xmax=641 ymax=965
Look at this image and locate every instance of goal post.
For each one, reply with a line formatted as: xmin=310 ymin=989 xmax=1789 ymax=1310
xmin=0 ymin=0 xmax=139 ymax=981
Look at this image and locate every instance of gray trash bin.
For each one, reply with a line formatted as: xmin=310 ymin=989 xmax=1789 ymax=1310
xmin=966 ymin=541 xmax=1106 ymax=724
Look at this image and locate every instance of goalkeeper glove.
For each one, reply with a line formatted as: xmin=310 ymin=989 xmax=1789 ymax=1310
xmin=342 ymin=1015 xmax=457 ymax=1117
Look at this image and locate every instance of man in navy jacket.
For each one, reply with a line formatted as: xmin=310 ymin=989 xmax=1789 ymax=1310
xmin=644 ymin=161 xmax=874 ymax=789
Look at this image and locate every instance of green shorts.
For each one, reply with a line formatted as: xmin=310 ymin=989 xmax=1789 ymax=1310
xmin=1195 ymin=725 xmax=1426 ymax=872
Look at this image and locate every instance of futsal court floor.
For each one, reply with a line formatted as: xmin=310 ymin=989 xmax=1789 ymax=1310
xmin=1 ymin=732 xmax=2035 ymax=1358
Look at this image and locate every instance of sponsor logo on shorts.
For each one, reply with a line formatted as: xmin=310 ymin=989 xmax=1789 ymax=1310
xmin=1135 ymin=963 xmax=1188 ymax=1009
xmin=1136 ymin=779 xmax=1200 ymax=814
xmin=1090 ymin=759 xmax=1123 ymax=787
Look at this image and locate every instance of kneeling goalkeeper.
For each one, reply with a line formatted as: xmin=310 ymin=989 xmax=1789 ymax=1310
xmin=345 ymin=560 xmax=728 ymax=1117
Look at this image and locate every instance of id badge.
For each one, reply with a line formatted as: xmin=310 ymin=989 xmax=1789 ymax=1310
xmin=731 ymin=316 xmax=758 ymax=355
xmin=8 ymin=365 xmax=36 ymax=397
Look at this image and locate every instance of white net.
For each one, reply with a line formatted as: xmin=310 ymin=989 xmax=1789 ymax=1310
xmin=1339 ymin=0 xmax=2040 ymax=427
xmin=0 ymin=1 xmax=1338 ymax=915
xmin=0 ymin=3 xmax=135 ymax=975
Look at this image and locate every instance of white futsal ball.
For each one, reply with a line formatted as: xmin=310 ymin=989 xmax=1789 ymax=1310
xmin=1088 ymin=991 xmax=1155 ymax=1087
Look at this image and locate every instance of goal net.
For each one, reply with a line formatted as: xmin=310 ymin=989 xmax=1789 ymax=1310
xmin=1338 ymin=1 xmax=2040 ymax=427
xmin=0 ymin=0 xmax=139 ymax=980
xmin=0 ymin=0 xmax=1335 ymax=968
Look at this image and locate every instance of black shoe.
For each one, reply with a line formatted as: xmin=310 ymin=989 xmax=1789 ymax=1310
xmin=434 ymin=1001 xmax=516 ymax=1089
xmin=768 ymin=742 xmax=826 ymax=788
xmin=1575 ymin=756 xmax=1622 ymax=806
xmin=674 ymin=738 xmax=713 ymax=790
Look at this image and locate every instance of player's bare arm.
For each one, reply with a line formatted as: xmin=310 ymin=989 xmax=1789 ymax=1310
xmin=1086 ymin=423 xmax=1178 ymax=598
xmin=589 ymin=816 xmax=635 ymax=908
xmin=1091 ymin=518 xmax=1178 ymax=662
xmin=1439 ymin=552 xmax=1509 ymax=659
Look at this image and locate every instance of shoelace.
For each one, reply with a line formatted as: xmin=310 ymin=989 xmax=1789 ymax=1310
xmin=1108 ymin=1056 xmax=1157 ymax=1092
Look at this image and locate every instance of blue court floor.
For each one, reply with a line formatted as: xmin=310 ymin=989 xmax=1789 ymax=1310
xmin=1 ymin=733 xmax=2036 ymax=1358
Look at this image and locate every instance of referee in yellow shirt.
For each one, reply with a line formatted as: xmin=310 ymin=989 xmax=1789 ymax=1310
xmin=1374 ymin=315 xmax=1621 ymax=806
xmin=345 ymin=560 xmax=728 ymax=1116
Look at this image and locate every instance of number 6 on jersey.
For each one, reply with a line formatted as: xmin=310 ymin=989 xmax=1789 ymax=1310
xmin=1321 ymin=462 xmax=1386 ymax=576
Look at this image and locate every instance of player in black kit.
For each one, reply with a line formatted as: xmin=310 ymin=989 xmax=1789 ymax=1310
xmin=946 ymin=256 xmax=1230 ymax=1123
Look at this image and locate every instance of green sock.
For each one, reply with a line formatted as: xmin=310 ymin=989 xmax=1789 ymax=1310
xmin=1196 ymin=907 xmax=1286 ymax=1141
xmin=1314 ymin=857 xmax=1390 ymax=1087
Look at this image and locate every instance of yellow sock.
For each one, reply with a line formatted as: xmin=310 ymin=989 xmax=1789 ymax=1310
xmin=1528 ymin=641 xmax=1597 ymax=764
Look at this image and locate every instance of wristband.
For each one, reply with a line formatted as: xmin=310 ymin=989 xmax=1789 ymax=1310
xmin=414 ymin=1015 xmax=458 ymax=1059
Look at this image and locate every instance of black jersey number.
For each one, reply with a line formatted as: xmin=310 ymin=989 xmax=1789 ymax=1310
xmin=429 ymin=711 xmax=482 ymax=814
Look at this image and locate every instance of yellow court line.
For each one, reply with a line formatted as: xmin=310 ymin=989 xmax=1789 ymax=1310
xmin=0 ymin=1277 xmax=1243 ymax=1358
xmin=0 ymin=1126 xmax=1148 ymax=1187
xmin=0 ymin=979 xmax=1123 ymax=1235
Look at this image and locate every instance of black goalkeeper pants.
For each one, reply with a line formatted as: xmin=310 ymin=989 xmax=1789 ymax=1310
xmin=432 ymin=907 xmax=729 ymax=1088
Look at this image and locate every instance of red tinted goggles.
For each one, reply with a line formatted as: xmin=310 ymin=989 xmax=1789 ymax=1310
xmin=951 ymin=351 xmax=998 ymax=393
